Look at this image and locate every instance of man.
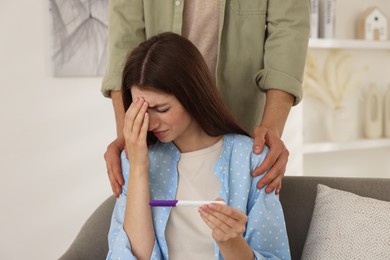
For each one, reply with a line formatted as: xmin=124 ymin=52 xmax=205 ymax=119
xmin=101 ymin=0 xmax=310 ymax=197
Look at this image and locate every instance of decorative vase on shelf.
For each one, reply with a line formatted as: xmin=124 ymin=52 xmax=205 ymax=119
xmin=384 ymin=85 xmax=390 ymax=138
xmin=363 ymin=84 xmax=382 ymax=138
xmin=324 ymin=105 xmax=356 ymax=142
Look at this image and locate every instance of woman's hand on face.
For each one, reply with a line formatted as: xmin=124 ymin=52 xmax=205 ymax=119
xmin=123 ymin=98 xmax=150 ymax=172
xmin=199 ymin=199 xmax=248 ymax=244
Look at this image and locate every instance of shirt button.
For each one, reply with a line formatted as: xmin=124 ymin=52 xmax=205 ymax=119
xmin=175 ymin=1 xmax=181 ymax=6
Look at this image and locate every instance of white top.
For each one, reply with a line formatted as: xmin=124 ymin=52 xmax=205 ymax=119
xmin=165 ymin=138 xmax=223 ymax=260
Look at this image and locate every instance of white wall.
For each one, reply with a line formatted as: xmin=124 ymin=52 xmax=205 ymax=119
xmin=0 ymin=1 xmax=113 ymax=259
xmin=284 ymin=104 xmax=303 ymax=176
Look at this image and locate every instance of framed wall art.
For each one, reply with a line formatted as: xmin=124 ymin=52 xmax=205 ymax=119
xmin=50 ymin=0 xmax=108 ymax=77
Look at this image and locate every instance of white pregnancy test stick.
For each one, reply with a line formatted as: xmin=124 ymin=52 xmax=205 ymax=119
xmin=149 ymin=200 xmax=226 ymax=207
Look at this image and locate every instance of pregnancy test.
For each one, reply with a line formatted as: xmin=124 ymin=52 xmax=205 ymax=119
xmin=149 ymin=200 xmax=226 ymax=207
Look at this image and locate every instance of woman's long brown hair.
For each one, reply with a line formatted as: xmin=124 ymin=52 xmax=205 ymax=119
xmin=122 ymin=32 xmax=248 ymax=145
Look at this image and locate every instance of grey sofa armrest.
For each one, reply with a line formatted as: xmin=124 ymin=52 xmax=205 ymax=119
xmin=280 ymin=176 xmax=390 ymax=260
xmin=59 ymin=196 xmax=116 ymax=260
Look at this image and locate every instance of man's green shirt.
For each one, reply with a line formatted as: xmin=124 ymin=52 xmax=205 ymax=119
xmin=102 ymin=0 xmax=310 ymax=132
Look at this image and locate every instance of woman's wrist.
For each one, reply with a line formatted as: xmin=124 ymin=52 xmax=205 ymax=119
xmin=217 ymin=236 xmax=254 ymax=260
xmin=129 ymin=166 xmax=150 ymax=179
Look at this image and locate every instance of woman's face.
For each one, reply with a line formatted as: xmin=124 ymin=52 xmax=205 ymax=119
xmin=131 ymin=86 xmax=197 ymax=143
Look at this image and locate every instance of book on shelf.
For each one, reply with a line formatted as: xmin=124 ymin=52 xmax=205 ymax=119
xmin=319 ymin=0 xmax=336 ymax=39
xmin=310 ymin=0 xmax=319 ymax=38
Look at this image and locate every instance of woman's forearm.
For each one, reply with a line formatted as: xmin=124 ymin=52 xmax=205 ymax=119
xmin=123 ymin=169 xmax=155 ymax=259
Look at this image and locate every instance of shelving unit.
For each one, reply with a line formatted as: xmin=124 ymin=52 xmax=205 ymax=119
xmin=302 ymin=0 xmax=390 ymax=178
xmin=304 ymin=40 xmax=390 ymax=153
xmin=304 ymin=39 xmax=390 ymax=154
xmin=309 ymin=39 xmax=390 ymax=50
xmin=304 ymin=138 xmax=390 ymax=154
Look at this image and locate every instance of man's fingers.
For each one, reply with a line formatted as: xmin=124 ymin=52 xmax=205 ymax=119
xmin=106 ymin=159 xmax=124 ymax=196
xmin=107 ymin=168 xmax=121 ymax=197
xmin=256 ymin=156 xmax=286 ymax=192
xmin=252 ymin=149 xmax=278 ymax=177
xmin=265 ymin=173 xmax=284 ymax=193
xmin=255 ymin=149 xmax=288 ymax=190
xmin=276 ymin=182 xmax=282 ymax=195
xmin=252 ymin=126 xmax=267 ymax=154
xmin=256 ymin=166 xmax=277 ymax=190
xmin=112 ymin=160 xmax=124 ymax=186
xmin=104 ymin=138 xmax=125 ymax=197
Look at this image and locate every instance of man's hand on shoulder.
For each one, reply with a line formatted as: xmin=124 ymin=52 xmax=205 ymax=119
xmin=251 ymin=125 xmax=289 ymax=194
xmin=104 ymin=136 xmax=126 ymax=197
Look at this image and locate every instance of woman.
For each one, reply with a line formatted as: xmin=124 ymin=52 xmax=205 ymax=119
xmin=107 ymin=32 xmax=290 ymax=260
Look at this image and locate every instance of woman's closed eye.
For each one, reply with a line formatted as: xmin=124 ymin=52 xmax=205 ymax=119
xmin=147 ymin=103 xmax=170 ymax=113
xmin=156 ymin=107 xmax=170 ymax=113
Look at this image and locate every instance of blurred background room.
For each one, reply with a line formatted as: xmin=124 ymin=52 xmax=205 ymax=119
xmin=0 ymin=0 xmax=389 ymax=259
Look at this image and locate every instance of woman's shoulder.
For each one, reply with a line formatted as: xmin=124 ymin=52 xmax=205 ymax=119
xmin=225 ymin=134 xmax=256 ymax=151
xmin=225 ymin=134 xmax=269 ymax=164
xmin=227 ymin=133 xmax=253 ymax=145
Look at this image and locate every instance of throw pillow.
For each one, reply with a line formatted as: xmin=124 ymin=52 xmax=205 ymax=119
xmin=301 ymin=184 xmax=390 ymax=260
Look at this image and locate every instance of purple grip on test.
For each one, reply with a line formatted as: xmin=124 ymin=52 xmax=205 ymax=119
xmin=149 ymin=200 xmax=178 ymax=207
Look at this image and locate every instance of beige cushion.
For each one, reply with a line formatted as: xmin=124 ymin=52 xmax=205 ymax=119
xmin=302 ymin=184 xmax=390 ymax=260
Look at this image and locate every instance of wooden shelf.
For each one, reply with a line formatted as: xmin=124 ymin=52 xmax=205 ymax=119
xmin=303 ymin=138 xmax=390 ymax=154
xmin=309 ymin=39 xmax=390 ymax=50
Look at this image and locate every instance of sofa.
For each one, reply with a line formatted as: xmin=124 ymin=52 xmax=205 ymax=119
xmin=59 ymin=176 xmax=390 ymax=260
